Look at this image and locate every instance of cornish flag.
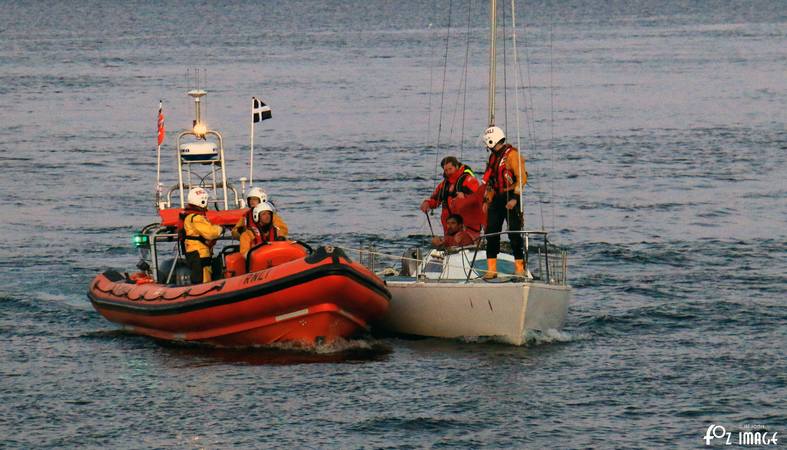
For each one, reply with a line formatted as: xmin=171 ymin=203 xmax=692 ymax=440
xmin=252 ymin=97 xmax=272 ymax=123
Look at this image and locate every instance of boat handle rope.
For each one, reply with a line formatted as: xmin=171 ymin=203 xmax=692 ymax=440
xmin=93 ymin=279 xmax=225 ymax=302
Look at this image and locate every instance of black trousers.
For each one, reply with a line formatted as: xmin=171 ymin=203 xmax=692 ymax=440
xmin=486 ymin=193 xmax=524 ymax=260
xmin=185 ymin=251 xmax=211 ymax=284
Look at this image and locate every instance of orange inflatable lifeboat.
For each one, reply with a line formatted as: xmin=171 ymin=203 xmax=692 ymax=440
xmin=88 ymin=86 xmax=390 ymax=347
xmin=88 ymin=244 xmax=390 ymax=347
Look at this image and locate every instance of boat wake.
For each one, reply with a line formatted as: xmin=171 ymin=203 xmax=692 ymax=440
xmin=522 ymin=328 xmax=576 ymax=345
xmin=262 ymin=336 xmax=391 ymax=355
xmin=80 ymin=329 xmax=392 ymax=364
xmin=457 ymin=329 xmax=577 ymax=346
xmin=151 ymin=336 xmax=393 ymax=366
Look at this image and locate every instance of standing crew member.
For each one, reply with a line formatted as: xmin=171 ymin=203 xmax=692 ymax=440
xmin=181 ymin=187 xmax=223 ymax=283
xmin=420 ymin=156 xmax=483 ymax=234
xmin=480 ymin=126 xmax=527 ymax=279
xmin=232 ymin=186 xmax=289 ymax=240
xmin=239 ymin=202 xmax=281 ymax=259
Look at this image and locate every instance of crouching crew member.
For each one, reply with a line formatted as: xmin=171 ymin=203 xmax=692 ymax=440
xmin=232 ymin=186 xmax=289 ymax=240
xmin=431 ymin=214 xmax=477 ymax=250
xmin=181 ymin=187 xmax=223 ymax=283
xmin=239 ymin=202 xmax=283 ymax=259
xmin=481 ymin=126 xmax=527 ymax=279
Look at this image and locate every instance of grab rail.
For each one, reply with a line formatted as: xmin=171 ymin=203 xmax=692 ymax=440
xmin=354 ymin=230 xmax=569 ymax=285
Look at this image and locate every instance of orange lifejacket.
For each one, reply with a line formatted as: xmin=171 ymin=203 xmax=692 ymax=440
xmin=484 ymin=145 xmax=517 ymax=194
xmin=249 ymin=223 xmax=277 ymax=246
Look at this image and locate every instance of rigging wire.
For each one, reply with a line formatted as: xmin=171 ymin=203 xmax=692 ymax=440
xmin=514 ymin=1 xmax=547 ymax=231
xmin=446 ymin=0 xmax=473 ymax=160
xmin=411 ymin=0 xmax=563 ymax=264
xmin=519 ymin=22 xmax=539 ymax=156
xmin=459 ymin=0 xmax=473 ymax=160
xmin=447 ymin=39 xmax=467 ymax=153
xmin=426 ymin=1 xmax=438 ymax=190
xmin=549 ymin=16 xmax=557 ymax=232
xmin=434 ymin=0 xmax=455 ymax=186
xmin=510 ymin=0 xmax=524 ymax=213
xmin=501 ymin=0 xmax=508 ymax=130
xmin=423 ymin=0 xmax=556 ymax=235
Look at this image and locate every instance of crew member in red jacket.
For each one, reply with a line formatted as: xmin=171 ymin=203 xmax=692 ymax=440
xmin=420 ymin=156 xmax=485 ymax=235
xmin=431 ymin=214 xmax=478 ymax=249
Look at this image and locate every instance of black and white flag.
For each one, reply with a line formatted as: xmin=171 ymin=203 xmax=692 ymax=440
xmin=252 ymin=97 xmax=272 ymax=123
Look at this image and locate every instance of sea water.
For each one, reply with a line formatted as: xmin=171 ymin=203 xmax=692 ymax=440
xmin=0 ymin=0 xmax=785 ymax=447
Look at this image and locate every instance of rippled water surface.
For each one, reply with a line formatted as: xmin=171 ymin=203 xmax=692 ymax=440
xmin=1 ymin=1 xmax=785 ymax=448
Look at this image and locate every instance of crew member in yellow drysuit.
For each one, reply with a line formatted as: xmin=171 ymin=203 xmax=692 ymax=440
xmin=231 ymin=186 xmax=289 ymax=239
xmin=181 ymin=187 xmax=223 ymax=283
xmin=239 ymin=202 xmax=283 ymax=259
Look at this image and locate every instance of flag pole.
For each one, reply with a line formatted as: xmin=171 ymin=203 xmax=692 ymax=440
xmin=156 ymin=100 xmax=163 ymax=206
xmin=249 ymin=97 xmax=255 ymax=186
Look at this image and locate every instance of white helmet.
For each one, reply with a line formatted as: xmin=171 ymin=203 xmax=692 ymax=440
xmin=246 ymin=186 xmax=268 ymax=204
xmin=483 ymin=126 xmax=505 ymax=149
xmin=252 ymin=202 xmax=275 ymax=222
xmin=187 ymin=187 xmax=210 ymax=208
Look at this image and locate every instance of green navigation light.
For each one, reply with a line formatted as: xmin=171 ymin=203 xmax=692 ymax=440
xmin=132 ymin=232 xmax=150 ymax=248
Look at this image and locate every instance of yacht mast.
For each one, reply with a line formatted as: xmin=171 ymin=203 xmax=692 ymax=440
xmin=487 ymin=0 xmax=497 ymax=127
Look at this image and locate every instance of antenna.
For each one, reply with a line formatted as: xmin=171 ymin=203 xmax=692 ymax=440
xmin=203 ymin=69 xmax=208 ymax=127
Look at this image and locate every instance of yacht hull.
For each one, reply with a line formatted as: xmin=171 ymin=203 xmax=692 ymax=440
xmin=381 ymin=280 xmax=569 ymax=345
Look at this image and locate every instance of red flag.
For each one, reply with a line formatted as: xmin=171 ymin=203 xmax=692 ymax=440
xmin=157 ymin=101 xmax=165 ymax=146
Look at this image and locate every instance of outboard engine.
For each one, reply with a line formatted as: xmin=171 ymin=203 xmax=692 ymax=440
xmin=400 ymin=248 xmax=419 ymax=277
xmin=157 ymin=258 xmax=192 ymax=286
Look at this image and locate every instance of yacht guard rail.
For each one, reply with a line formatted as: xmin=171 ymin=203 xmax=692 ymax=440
xmin=351 ymin=230 xmax=569 ymax=285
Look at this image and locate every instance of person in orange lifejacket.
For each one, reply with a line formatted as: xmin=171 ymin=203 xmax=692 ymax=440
xmin=480 ymin=126 xmax=527 ymax=279
xmin=239 ymin=202 xmax=283 ymax=259
xmin=431 ymin=214 xmax=478 ymax=250
xmin=420 ymin=156 xmax=484 ymax=234
xmin=231 ymin=186 xmax=289 ymax=240
xmin=181 ymin=187 xmax=223 ymax=283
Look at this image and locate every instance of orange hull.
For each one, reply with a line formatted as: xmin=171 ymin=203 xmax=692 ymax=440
xmin=88 ymin=247 xmax=390 ymax=347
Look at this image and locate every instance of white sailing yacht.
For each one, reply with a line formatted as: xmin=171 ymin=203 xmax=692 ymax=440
xmin=375 ymin=0 xmax=571 ymax=345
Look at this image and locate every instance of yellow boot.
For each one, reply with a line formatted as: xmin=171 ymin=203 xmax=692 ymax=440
xmin=483 ymin=258 xmax=498 ymax=279
xmin=514 ymin=259 xmax=525 ymax=277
